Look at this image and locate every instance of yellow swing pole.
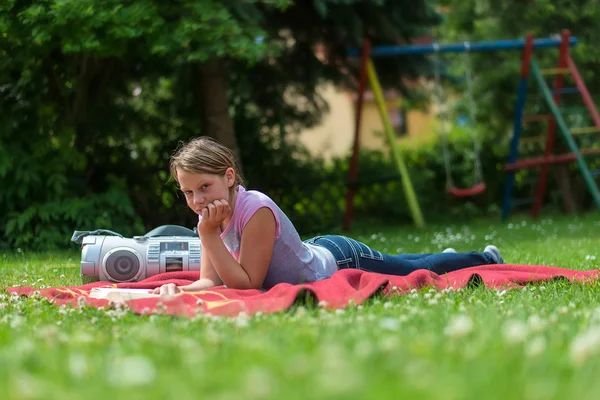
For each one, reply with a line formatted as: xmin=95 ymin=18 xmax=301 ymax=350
xmin=365 ymin=58 xmax=425 ymax=228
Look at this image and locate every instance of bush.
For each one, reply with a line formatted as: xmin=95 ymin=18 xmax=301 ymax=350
xmin=1 ymin=114 xmax=587 ymax=250
xmin=3 ymin=177 xmax=145 ymax=250
xmin=237 ymin=121 xmax=508 ymax=236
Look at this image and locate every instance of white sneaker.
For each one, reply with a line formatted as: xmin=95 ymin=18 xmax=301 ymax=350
xmin=442 ymin=248 xmax=457 ymax=253
xmin=484 ymin=245 xmax=505 ymax=264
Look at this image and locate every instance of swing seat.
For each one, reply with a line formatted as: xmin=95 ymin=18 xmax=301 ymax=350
xmin=447 ymin=182 xmax=486 ymax=197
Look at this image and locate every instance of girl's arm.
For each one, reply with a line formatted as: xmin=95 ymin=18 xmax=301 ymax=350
xmin=152 ymin=233 xmax=223 ymax=295
xmin=200 ymin=206 xmax=276 ymax=290
xmin=179 ymin=248 xmax=223 ymax=291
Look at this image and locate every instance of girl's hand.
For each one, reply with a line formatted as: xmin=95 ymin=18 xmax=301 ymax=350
xmin=198 ymin=199 xmax=231 ymax=235
xmin=150 ymin=283 xmax=182 ymax=296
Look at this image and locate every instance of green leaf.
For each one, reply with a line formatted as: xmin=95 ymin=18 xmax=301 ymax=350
xmin=313 ymin=0 xmax=327 ymax=18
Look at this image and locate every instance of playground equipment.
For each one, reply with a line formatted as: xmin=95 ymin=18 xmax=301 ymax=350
xmin=502 ymin=30 xmax=600 ymax=219
xmin=344 ymin=34 xmax=577 ymax=231
xmin=432 ymin=43 xmax=486 ymax=197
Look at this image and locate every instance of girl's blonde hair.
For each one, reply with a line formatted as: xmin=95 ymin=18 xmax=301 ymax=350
xmin=169 ymin=136 xmax=244 ymax=191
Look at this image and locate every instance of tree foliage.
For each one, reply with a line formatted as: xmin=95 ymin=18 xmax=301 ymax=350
xmin=436 ymin=0 xmax=600 ymax=140
xmin=434 ymin=0 xmax=600 ymax=212
xmin=0 ymin=0 xmax=443 ymax=249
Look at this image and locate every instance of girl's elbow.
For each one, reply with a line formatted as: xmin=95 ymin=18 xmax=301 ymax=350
xmin=227 ymin=279 xmax=263 ymax=290
xmin=243 ymin=280 xmax=263 ymax=290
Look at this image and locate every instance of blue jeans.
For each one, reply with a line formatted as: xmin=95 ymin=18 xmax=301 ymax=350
xmin=304 ymin=235 xmax=495 ymax=276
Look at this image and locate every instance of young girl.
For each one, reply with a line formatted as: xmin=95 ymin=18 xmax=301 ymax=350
xmin=153 ymin=136 xmax=504 ymax=295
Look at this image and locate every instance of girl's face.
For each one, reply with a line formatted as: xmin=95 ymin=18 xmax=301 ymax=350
xmin=177 ymin=168 xmax=235 ymax=215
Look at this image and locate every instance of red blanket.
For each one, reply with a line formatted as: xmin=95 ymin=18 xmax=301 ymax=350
xmin=5 ymin=265 xmax=599 ymax=317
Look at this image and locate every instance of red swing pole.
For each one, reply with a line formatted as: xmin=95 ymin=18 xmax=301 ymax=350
xmin=343 ymin=37 xmax=371 ymax=232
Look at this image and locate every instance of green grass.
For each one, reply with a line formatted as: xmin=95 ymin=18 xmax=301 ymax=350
xmin=2 ymin=212 xmax=600 ymax=400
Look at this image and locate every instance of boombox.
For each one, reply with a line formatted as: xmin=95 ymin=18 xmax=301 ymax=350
xmin=72 ymin=225 xmax=202 ymax=284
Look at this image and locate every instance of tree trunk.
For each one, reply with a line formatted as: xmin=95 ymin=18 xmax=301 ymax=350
xmin=196 ymin=58 xmax=243 ymax=170
xmin=553 ymin=165 xmax=577 ymax=214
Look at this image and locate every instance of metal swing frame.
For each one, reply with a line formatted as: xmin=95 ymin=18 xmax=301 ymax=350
xmin=343 ymin=34 xmax=577 ymax=231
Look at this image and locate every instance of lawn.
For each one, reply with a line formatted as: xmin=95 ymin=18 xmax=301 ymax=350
xmin=1 ymin=212 xmax=600 ymax=400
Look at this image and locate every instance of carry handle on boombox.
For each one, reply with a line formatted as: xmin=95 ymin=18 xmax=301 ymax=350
xmin=71 ymin=229 xmax=124 ymax=244
xmin=71 ymin=225 xmax=197 ymax=245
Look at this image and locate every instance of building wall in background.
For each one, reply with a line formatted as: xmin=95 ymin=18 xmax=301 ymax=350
xmin=297 ymin=83 xmax=435 ymax=160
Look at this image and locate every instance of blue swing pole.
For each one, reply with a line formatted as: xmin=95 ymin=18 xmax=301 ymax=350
xmin=348 ymin=36 xmax=578 ymax=57
xmin=502 ymin=34 xmax=535 ymax=220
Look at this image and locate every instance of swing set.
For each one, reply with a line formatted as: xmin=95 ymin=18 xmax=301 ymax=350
xmin=432 ymin=43 xmax=486 ymax=198
xmin=343 ymin=35 xmax=577 ymax=231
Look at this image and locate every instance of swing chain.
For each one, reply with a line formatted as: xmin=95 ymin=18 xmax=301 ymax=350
xmin=433 ymin=43 xmax=455 ymax=189
xmin=434 ymin=40 xmax=485 ymax=191
xmin=463 ymin=42 xmax=484 ymax=183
